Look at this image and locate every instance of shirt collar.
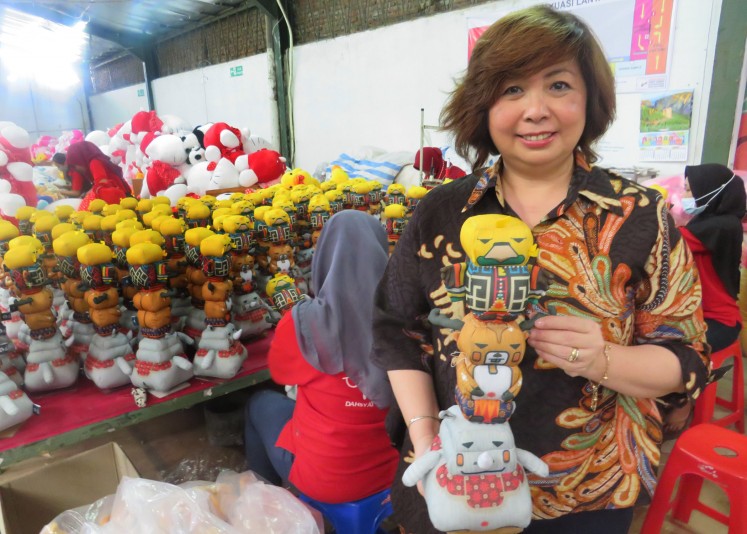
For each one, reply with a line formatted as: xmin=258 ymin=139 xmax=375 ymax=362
xmin=461 ymin=153 xmax=624 ymax=217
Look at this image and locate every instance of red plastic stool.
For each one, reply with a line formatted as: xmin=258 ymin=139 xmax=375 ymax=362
xmin=692 ymin=338 xmax=744 ymax=433
xmin=642 ymin=423 xmax=747 ymax=533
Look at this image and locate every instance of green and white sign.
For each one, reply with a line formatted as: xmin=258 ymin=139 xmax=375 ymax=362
xmin=230 ymin=66 xmax=244 ymax=77
xmin=137 ymin=89 xmax=145 ymax=97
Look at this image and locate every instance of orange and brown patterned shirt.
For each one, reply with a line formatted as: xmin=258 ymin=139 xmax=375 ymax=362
xmin=373 ymin=160 xmax=709 ymax=531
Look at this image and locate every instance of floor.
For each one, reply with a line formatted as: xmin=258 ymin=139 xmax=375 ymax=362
xmin=5 ymin=360 xmax=742 ymax=534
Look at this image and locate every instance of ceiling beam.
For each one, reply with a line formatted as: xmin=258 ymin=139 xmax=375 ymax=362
xmin=249 ymin=0 xmax=280 ymax=19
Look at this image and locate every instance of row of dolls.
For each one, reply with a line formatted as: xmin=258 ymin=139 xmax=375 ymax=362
xmin=0 ymin=173 xmax=432 ymax=433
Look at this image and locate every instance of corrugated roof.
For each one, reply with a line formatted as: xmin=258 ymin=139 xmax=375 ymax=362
xmin=1 ymin=0 xmax=273 ymax=63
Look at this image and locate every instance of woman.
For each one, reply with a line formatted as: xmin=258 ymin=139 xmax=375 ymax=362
xmin=663 ymin=164 xmax=745 ymax=432
xmin=372 ymin=6 xmax=708 ymax=533
xmin=57 ymin=142 xmax=131 ymax=209
xmin=244 ymin=209 xmax=398 ymax=503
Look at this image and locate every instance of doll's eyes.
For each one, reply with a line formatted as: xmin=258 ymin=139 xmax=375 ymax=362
xmin=462 ymin=442 xmax=474 ymax=448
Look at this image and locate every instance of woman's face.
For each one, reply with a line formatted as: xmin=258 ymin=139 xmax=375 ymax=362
xmin=487 ymin=59 xmax=587 ymax=173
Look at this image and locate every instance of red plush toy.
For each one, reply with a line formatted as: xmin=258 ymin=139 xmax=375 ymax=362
xmin=245 ymin=149 xmax=287 ymax=188
xmin=203 ymin=122 xmax=245 ymax=164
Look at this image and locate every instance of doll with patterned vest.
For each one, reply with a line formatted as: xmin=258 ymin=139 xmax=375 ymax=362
xmin=52 ymin=230 xmax=95 ymax=359
xmin=128 ymin=242 xmax=193 ymax=392
xmin=4 ymin=244 xmax=78 ymax=392
xmin=223 ymin=215 xmax=255 ymax=294
xmin=383 ymin=204 xmax=408 ymax=255
xmin=159 ymin=218 xmax=191 ymax=324
xmin=110 ymin=224 xmax=141 ymax=334
xmin=183 ymin=227 xmax=214 ymax=341
xmin=78 ymin=243 xmax=135 ymax=389
xmin=194 ymin=234 xmax=247 ymax=378
xmin=0 ymin=220 xmax=24 ymax=353
xmin=33 ymin=215 xmax=66 ymax=315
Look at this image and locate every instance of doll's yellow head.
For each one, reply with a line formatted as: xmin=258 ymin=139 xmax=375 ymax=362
xmin=9 ymin=235 xmax=44 ymax=255
xmin=200 ymin=195 xmax=217 ymax=209
xmin=126 ymin=242 xmax=165 ymax=265
xmin=407 ymin=186 xmax=428 ymax=199
xmin=200 ymin=234 xmax=233 ymax=257
xmin=253 ymin=206 xmax=271 ymax=224
xmin=111 ymin=226 xmax=139 ymax=248
xmin=82 ymin=214 xmax=103 ymax=232
xmin=263 ymin=208 xmax=291 ymax=226
xmin=387 ymin=184 xmax=406 ymax=196
xmin=151 ymin=196 xmax=171 ymax=207
xmin=214 ymin=199 xmax=234 ymax=211
xmin=352 ymin=181 xmax=373 ymax=195
xmin=15 ymin=206 xmax=36 ymax=222
xmin=136 ymin=198 xmax=153 ymax=214
xmin=265 ymin=273 xmax=295 ymax=297
xmin=3 ymin=245 xmax=38 ymax=270
xmin=308 ymin=194 xmax=331 ymax=212
xmin=383 ymin=204 xmax=407 ymax=220
xmin=87 ymin=199 xmax=107 ymax=214
xmin=324 ymin=190 xmax=344 ymax=203
xmin=51 ymin=223 xmax=76 ymax=241
xmin=186 ymin=202 xmax=210 ymax=221
xmin=328 ymin=166 xmax=349 ymax=184
xmin=54 ymin=205 xmax=75 ymax=222
xmin=77 ymin=243 xmax=114 ymax=266
xmin=130 ymin=229 xmax=165 ymax=247
xmin=159 ymin=218 xmax=187 ymax=236
xmin=232 ymin=200 xmax=255 ymax=217
xmin=119 ymin=197 xmax=138 ymax=211
xmin=0 ymin=220 xmax=19 ymax=242
xmin=101 ymin=215 xmax=120 ymax=233
xmin=116 ymin=219 xmax=143 ymax=232
xmin=460 ymin=214 xmax=537 ymax=267
xmin=34 ymin=214 xmax=60 ymax=233
xmin=117 ymin=209 xmax=138 ymax=222
xmin=101 ymin=204 xmax=121 ymax=217
xmin=53 ymin=230 xmax=91 ymax=257
xmin=184 ymin=227 xmax=215 ymax=247
xmin=223 ymin=215 xmax=251 ymax=234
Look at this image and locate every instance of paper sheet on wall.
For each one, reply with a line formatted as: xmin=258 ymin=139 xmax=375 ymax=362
xmin=639 ymin=90 xmax=693 ymax=162
xmin=467 ymin=0 xmax=676 ymax=94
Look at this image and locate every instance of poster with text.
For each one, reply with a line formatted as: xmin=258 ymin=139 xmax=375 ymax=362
xmin=467 ymin=0 xmax=675 ymax=93
xmin=639 ymin=90 xmax=693 ymax=162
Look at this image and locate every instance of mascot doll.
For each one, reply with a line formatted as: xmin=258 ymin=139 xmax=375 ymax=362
xmin=405 ymin=214 xmax=549 ymax=533
xmin=160 ymin=218 xmax=191 ymax=325
xmin=383 ymin=204 xmax=408 ymax=255
xmin=384 ymin=183 xmax=406 ymax=206
xmin=128 ymin=242 xmax=193 ymax=393
xmin=194 ymin=234 xmax=247 ymax=378
xmin=0 ymin=370 xmax=34 ymax=433
xmin=111 ymin=225 xmax=141 ymax=334
xmin=53 ymin=230 xmax=95 ymax=360
xmin=183 ymin=227 xmax=214 ymax=342
xmin=33 ymin=215 xmax=66 ymax=315
xmin=78 ymin=243 xmax=135 ymax=389
xmin=4 ymin=244 xmax=78 ymax=392
xmin=0 ymin=220 xmax=24 ymax=351
xmin=265 ymin=273 xmax=305 ymax=317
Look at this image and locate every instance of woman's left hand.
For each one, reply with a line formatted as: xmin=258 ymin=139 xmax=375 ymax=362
xmin=527 ymin=315 xmax=608 ymax=381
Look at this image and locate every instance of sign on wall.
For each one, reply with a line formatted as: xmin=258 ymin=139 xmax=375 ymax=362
xmin=467 ymin=0 xmax=676 ymax=93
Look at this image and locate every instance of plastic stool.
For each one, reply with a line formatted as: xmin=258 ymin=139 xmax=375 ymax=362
xmin=642 ymin=423 xmax=747 ymax=533
xmin=298 ymin=488 xmax=393 ymax=534
xmin=692 ymin=338 xmax=744 ymax=433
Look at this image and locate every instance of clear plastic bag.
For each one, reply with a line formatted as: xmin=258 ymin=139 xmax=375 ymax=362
xmin=41 ymin=471 xmax=321 ymax=534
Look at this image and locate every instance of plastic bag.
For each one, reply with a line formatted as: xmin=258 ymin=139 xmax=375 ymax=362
xmin=41 ymin=471 xmax=321 ymax=534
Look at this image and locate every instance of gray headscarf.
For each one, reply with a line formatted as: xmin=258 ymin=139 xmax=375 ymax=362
xmin=291 ymin=209 xmax=393 ymax=408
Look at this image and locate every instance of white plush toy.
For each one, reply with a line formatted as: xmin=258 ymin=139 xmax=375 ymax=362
xmin=0 ymin=370 xmax=34 ymax=432
xmin=207 ymin=158 xmax=240 ymax=190
xmin=186 ymin=161 xmax=214 ymax=197
xmin=403 ymin=405 xmax=549 ymax=532
xmin=193 ymin=323 xmax=247 ymax=379
xmin=85 ymin=130 xmax=111 ymax=148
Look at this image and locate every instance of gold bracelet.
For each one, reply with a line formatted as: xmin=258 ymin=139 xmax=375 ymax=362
xmin=407 ymin=415 xmax=440 ymax=428
xmin=590 ymin=344 xmax=612 ymax=411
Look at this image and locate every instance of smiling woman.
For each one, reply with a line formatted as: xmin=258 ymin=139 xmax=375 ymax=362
xmin=373 ymin=5 xmax=709 ymax=534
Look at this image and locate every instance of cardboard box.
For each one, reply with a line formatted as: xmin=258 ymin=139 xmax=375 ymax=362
xmin=0 ymin=442 xmax=138 ymax=534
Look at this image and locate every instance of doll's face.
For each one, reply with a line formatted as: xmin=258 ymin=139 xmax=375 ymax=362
xmin=441 ymin=412 xmax=518 ymax=475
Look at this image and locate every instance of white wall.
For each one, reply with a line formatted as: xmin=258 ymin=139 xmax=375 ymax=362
xmin=89 ymin=83 xmax=148 ymax=131
xmin=0 ymin=61 xmax=89 ymax=138
xmin=292 ymin=0 xmax=723 ymax=177
xmin=152 ymin=54 xmax=278 ymax=144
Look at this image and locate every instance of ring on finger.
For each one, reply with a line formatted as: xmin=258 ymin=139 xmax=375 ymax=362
xmin=568 ymin=347 xmax=580 ymax=362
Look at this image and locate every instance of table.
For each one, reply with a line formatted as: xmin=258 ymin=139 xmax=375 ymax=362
xmin=0 ymin=333 xmax=273 ymax=468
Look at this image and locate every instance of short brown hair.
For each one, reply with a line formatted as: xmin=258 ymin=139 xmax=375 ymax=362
xmin=441 ymin=5 xmax=615 ymax=169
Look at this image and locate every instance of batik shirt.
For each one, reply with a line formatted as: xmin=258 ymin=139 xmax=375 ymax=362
xmin=372 ymin=159 xmax=709 ymax=529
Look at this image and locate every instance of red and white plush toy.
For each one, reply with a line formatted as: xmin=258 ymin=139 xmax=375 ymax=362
xmin=203 ymin=122 xmax=246 ymax=164
xmin=141 ymin=134 xmax=189 ymax=198
xmin=239 ymin=149 xmax=287 ymax=188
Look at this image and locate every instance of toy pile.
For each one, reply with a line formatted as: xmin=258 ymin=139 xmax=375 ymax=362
xmin=0 ymin=153 xmax=457 ymax=436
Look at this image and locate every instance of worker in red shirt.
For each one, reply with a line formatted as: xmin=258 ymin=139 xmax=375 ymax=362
xmin=244 ymin=209 xmax=398 ymax=503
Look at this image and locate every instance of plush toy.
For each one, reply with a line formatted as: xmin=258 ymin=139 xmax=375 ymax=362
xmin=402 ymin=405 xmax=548 ymax=533
xmin=33 ymin=215 xmax=66 ymax=314
xmin=0 ymin=122 xmax=37 ymax=208
xmin=203 ymin=122 xmax=246 ymax=164
xmin=111 ymin=226 xmax=140 ymax=334
xmin=194 ymin=234 xmax=247 ymax=378
xmin=0 ymin=370 xmax=34 ymax=433
xmin=128 ymin=242 xmax=193 ymax=392
xmin=384 ymin=183 xmax=406 ymax=206
xmin=53 ymin=230 xmax=94 ymax=359
xmin=160 ymin=218 xmax=191 ymax=324
xmin=78 ymin=243 xmax=135 ymax=389
xmin=232 ymin=289 xmax=276 ymax=341
xmin=15 ymin=207 xmax=36 ymax=236
xmin=367 ymin=182 xmax=384 ymax=217
xmin=324 ymin=189 xmax=345 ymax=215
xmin=406 ymin=185 xmax=428 ymax=214
xmin=243 ymin=149 xmax=287 ymax=188
xmin=383 ymin=204 xmax=408 ymax=255
xmin=0 ymin=220 xmax=21 ymax=340
xmin=183 ymin=227 xmax=215 ymax=341
xmin=308 ymin=194 xmax=331 ymax=248
xmin=4 ymin=244 xmax=78 ymax=392
xmin=265 ymin=273 xmax=305 ymax=316
xmin=223 ymin=215 xmax=255 ymax=294
xmin=185 ymin=201 xmax=211 ymax=229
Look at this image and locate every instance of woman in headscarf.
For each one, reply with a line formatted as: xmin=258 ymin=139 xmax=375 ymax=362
xmin=55 ymin=141 xmax=132 ymax=209
xmin=664 ymin=163 xmax=746 ymax=433
xmin=244 ymin=209 xmax=398 ymax=503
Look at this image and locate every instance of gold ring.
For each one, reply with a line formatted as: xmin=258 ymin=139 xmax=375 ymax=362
xmin=568 ymin=347 xmax=580 ymax=362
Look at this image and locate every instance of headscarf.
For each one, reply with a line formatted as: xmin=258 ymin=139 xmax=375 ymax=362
xmin=291 ymin=209 xmax=393 ymax=408
xmin=65 ymin=141 xmax=129 ymax=192
xmin=685 ymin=163 xmax=746 ymax=298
